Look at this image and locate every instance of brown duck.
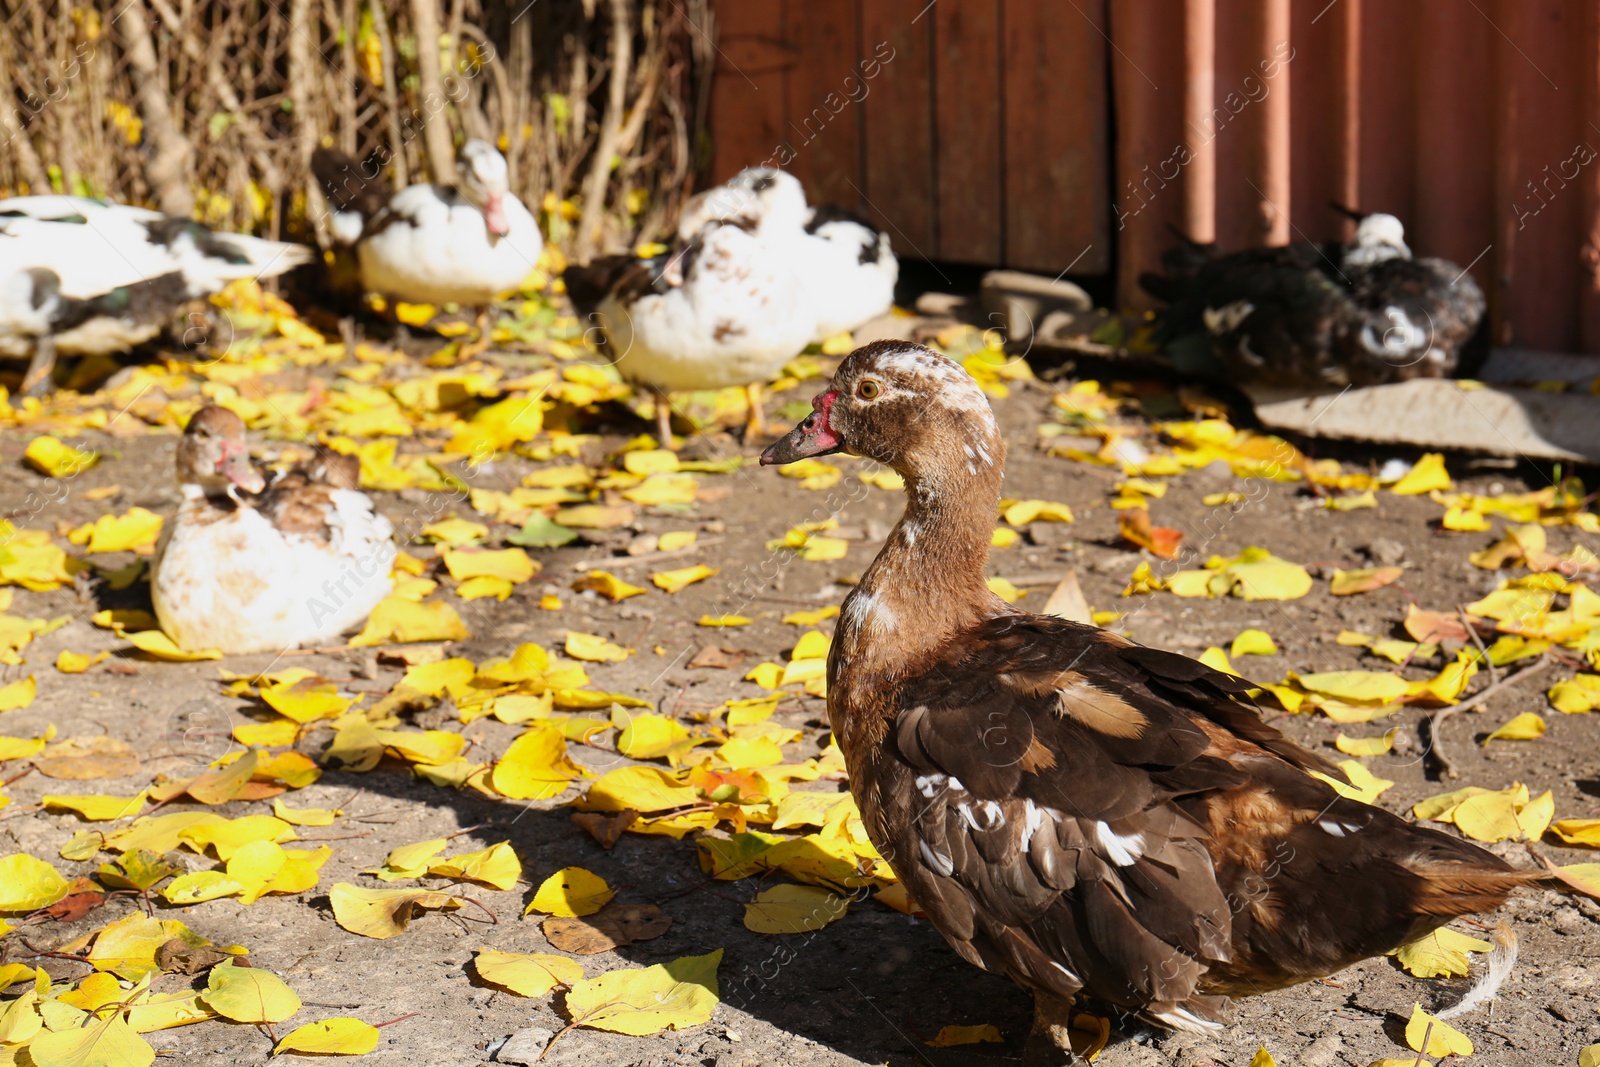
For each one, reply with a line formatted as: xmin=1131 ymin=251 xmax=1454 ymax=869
xmin=759 ymin=341 xmax=1562 ymax=1063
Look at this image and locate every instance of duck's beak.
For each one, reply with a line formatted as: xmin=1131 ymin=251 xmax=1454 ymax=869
xmin=482 ymin=193 xmax=510 ymax=237
xmin=760 ymin=389 xmax=843 ymax=466
xmin=218 ymin=442 xmax=265 ymax=493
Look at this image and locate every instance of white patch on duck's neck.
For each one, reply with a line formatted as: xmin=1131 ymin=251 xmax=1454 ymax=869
xmin=841 ymin=588 xmax=896 ymax=635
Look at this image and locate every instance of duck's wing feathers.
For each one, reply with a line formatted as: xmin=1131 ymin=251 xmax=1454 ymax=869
xmin=882 ymin=614 xmax=1524 ymax=1029
xmin=1335 ymin=257 xmax=1486 ymax=381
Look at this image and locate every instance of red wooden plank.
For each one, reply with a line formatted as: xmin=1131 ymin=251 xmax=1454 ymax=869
xmin=1253 ymin=0 xmax=1292 ymax=244
xmin=782 ymin=0 xmax=862 ymax=211
xmin=1582 ymin=0 xmax=1600 ymax=352
xmin=707 ymin=1 xmax=790 ymax=183
xmin=1004 ymin=0 xmax=1110 ymax=272
xmin=1210 ymin=0 xmax=1272 ymax=249
xmin=1495 ymin=0 xmax=1583 ymax=351
xmin=859 ymin=0 xmax=936 ymax=255
xmin=933 ymin=0 xmax=1002 ymax=263
xmin=1354 ymin=0 xmax=1417 ymax=221
xmin=1412 ymin=0 xmax=1493 ymax=285
xmin=1110 ymin=0 xmax=1188 ymax=309
xmin=1288 ymin=0 xmax=1347 ymax=244
xmin=1182 ymin=0 xmax=1217 ymax=244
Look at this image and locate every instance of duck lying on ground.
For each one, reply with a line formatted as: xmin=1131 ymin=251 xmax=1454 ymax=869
xmin=153 ymin=407 xmax=393 ymax=655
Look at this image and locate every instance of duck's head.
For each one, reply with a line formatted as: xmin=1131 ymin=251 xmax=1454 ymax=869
xmin=460 ymin=140 xmax=512 ymax=237
xmin=1332 ymin=203 xmax=1411 ymax=266
xmin=760 ymin=341 xmax=1005 ymax=486
xmin=677 ymin=167 xmax=809 ymax=241
xmin=177 ymin=406 xmax=265 ymax=495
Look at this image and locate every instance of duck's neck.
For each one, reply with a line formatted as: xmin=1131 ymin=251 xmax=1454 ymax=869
xmin=834 ymin=461 xmax=1006 ymax=683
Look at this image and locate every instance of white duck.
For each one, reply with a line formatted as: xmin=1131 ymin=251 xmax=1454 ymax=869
xmin=152 ymin=406 xmax=394 ymax=655
xmin=563 ymin=219 xmax=816 ymax=446
xmin=678 ymin=167 xmax=898 ymax=342
xmin=312 ymin=140 xmax=543 ymax=355
xmin=0 ymin=196 xmax=313 ymax=393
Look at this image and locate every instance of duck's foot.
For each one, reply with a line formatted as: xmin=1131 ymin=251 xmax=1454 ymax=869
xmin=1022 ymin=993 xmax=1079 ymax=1067
xmin=20 ymin=338 xmax=57 ymax=401
xmin=653 ymin=387 xmax=679 ymax=451
xmin=742 ymin=381 xmax=767 ymax=444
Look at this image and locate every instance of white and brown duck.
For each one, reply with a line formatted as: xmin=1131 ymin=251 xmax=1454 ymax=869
xmin=760 ymin=341 xmax=1563 ymax=1062
xmin=152 ymin=407 xmax=393 ymax=655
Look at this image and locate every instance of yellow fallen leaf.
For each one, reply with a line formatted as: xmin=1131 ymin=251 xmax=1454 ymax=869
xmin=572 ymin=570 xmax=647 ymax=602
xmin=0 ymin=675 xmax=37 ymax=711
xmin=25 ymin=435 xmax=99 ymax=477
xmin=1548 ymin=673 xmax=1600 ymax=713
xmin=441 ymin=547 xmax=538 ymax=584
xmin=927 ymin=1024 xmax=1004 ymax=1047
xmin=29 ymin=1012 xmax=155 ymax=1067
xmin=991 ymin=527 xmax=1020 ymax=548
xmin=1296 ymin=670 xmax=1409 ymax=705
xmin=491 ymin=724 xmax=583 ymax=801
xmin=394 ymin=302 xmax=437 ymax=326
xmin=1405 ymin=1002 xmax=1472 ymax=1056
xmin=565 ymin=632 xmax=631 ymax=663
xmin=556 ymin=505 xmax=635 ymax=529
xmin=987 ymin=576 xmax=1026 ymax=604
xmin=1484 ymin=711 xmax=1546 ymax=743
xmin=562 ymin=949 xmax=721 ymax=1036
xmin=623 ymin=449 xmax=680 ymax=475
xmin=273 ymin=1018 xmax=382 ymax=1057
xmin=1334 ymin=730 xmax=1395 ymax=756
xmin=420 ymin=516 xmax=489 ymax=546
xmin=1391 ymin=453 xmax=1452 ymax=495
xmin=328 ymin=883 xmax=464 ymax=939
xmin=742 ymin=883 xmax=848 ymax=934
xmin=261 ymin=678 xmax=355 ymax=723
xmin=67 ymin=508 xmax=164 ymax=554
xmin=1229 ymin=629 xmax=1278 ymax=657
xmin=1581 ymin=1044 xmax=1600 ymax=1067
xmin=1002 ymin=499 xmax=1074 ymax=525
xmin=55 ymin=650 xmax=109 ymax=674
xmin=349 ymin=596 xmax=470 ymax=645
xmin=616 ymin=713 xmax=692 ymax=761
xmin=575 ymin=765 xmax=700 ymax=813
xmin=0 ymin=726 xmax=52 ymax=761
xmin=201 ymin=959 xmax=301 ymax=1023
xmin=859 ymin=468 xmax=904 ymax=490
xmin=42 ymin=793 xmax=147 ymax=821
xmin=126 ymin=631 xmax=221 ymax=661
xmin=1551 ymin=819 xmax=1600 ymax=847
xmin=1443 ymin=505 xmax=1492 ymax=531
xmin=178 ymin=814 xmax=296 ymax=860
xmin=0 ymin=853 xmax=69 ymax=911
xmin=528 ymin=866 xmax=614 ymax=917
xmin=652 ymin=564 xmax=716 ymax=593
xmin=1197 ymin=647 xmax=1235 ymax=675
xmin=473 ymin=948 xmax=584 ymax=998
xmin=428 ymin=842 xmax=521 ymax=891
xmin=272 ymin=798 xmax=339 ymax=827
xmin=1390 ymin=927 xmax=1493 ymax=978
xmin=1451 ymin=790 xmax=1526 ymax=843
xmin=1329 ymin=566 xmax=1404 ymax=596
xmin=1310 ymin=759 xmax=1393 ymax=804
xmin=697 ymin=614 xmax=750 ymax=627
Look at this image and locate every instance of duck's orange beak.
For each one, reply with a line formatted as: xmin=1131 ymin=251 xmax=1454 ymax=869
xmin=760 ymin=389 xmax=843 ymax=466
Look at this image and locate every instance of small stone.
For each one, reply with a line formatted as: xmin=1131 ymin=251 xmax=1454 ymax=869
xmin=1298 ymin=1034 xmax=1343 ymax=1067
xmin=493 ymin=1027 xmax=555 ymax=1065
xmin=703 ymin=519 xmax=726 ymax=534
xmin=1365 ymin=537 xmax=1406 ymax=565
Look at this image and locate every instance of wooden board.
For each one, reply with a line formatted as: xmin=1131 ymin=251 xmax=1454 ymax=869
xmin=707 ymin=2 xmax=789 ymax=182
xmin=1003 ymin=0 xmax=1110 ymax=273
xmin=933 ymin=0 xmax=1002 ymax=263
xmin=782 ymin=0 xmax=861 ymax=210
xmin=860 ymin=0 xmax=937 ymax=254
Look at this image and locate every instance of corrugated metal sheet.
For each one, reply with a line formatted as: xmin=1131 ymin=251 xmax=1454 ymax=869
xmin=707 ymin=0 xmax=1600 ymax=354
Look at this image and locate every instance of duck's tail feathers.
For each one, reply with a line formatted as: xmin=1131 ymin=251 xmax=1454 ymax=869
xmin=310 ymin=146 xmax=388 ymax=242
xmin=562 ymin=255 xmax=640 ymax=319
xmin=209 ymin=233 xmax=316 ymax=280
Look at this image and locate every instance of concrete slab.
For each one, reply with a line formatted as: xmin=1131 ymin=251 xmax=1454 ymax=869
xmin=1248 ymin=378 xmax=1600 ymax=462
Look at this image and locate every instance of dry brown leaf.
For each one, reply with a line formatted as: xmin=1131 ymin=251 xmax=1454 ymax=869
xmin=156 ymin=939 xmax=236 ymax=975
xmin=34 ymin=736 xmax=142 ymax=780
xmin=1404 ymin=604 xmax=1472 ymax=644
xmin=687 ymin=646 xmax=752 ymax=670
xmin=570 ymin=810 xmax=639 ymax=849
xmin=1041 ymin=570 xmax=1092 ymax=624
xmin=542 ymin=904 xmax=673 ymax=955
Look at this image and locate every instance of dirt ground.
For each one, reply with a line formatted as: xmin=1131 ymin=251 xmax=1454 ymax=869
xmin=1 ymin=333 xmax=1598 ymax=1067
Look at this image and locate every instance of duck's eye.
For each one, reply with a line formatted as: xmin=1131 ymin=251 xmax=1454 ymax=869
xmin=857 ymin=379 xmax=882 ymax=400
